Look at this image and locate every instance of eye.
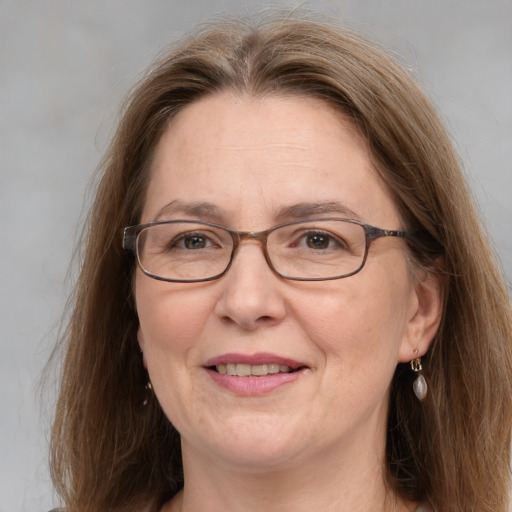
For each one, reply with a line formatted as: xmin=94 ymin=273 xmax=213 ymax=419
xmin=305 ymin=233 xmax=331 ymax=249
xmin=183 ymin=235 xmax=208 ymax=249
xmin=298 ymin=230 xmax=348 ymax=251
xmin=171 ymin=231 xmax=218 ymax=250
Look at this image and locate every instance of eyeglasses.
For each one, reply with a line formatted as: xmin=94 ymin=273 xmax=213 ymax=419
xmin=123 ymin=218 xmax=410 ymax=282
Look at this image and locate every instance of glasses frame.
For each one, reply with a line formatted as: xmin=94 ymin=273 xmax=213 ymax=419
xmin=123 ymin=217 xmax=410 ymax=283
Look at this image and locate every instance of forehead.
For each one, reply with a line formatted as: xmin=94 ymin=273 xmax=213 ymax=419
xmin=142 ymin=92 xmax=400 ymax=228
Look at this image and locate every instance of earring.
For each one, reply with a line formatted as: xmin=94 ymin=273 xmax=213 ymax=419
xmin=142 ymin=381 xmax=153 ymax=407
xmin=410 ymin=354 xmax=427 ymax=401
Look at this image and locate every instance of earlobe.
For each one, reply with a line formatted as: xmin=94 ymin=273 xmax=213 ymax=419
xmin=398 ymin=269 xmax=444 ymax=363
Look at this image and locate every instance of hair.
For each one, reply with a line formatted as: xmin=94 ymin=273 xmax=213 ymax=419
xmin=50 ymin=12 xmax=512 ymax=512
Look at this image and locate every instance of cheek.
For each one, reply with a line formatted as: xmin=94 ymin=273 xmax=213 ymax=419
xmin=135 ymin=278 xmax=215 ymax=355
xmin=135 ymin=280 xmax=218 ymax=425
xmin=294 ymin=271 xmax=412 ymax=364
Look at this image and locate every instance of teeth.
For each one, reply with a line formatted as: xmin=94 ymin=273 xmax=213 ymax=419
xmin=236 ymin=364 xmax=251 ymax=377
xmin=215 ymin=363 xmax=294 ymax=377
xmin=268 ymin=364 xmax=280 ymax=374
xmin=251 ymin=364 xmax=268 ymax=376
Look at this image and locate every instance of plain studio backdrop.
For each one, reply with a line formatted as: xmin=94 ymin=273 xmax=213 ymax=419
xmin=0 ymin=1 xmax=511 ymax=511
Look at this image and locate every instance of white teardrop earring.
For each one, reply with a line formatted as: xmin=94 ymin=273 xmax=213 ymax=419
xmin=410 ymin=355 xmax=427 ymax=401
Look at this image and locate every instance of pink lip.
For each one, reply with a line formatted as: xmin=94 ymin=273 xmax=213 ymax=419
xmin=205 ymin=352 xmax=305 ymax=369
xmin=204 ymin=353 xmax=309 ymax=396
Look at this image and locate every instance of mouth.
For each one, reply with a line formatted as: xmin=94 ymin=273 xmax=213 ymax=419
xmin=204 ymin=353 xmax=309 ymax=395
xmin=205 ymin=353 xmax=309 ymax=377
xmin=211 ymin=363 xmax=305 ymax=377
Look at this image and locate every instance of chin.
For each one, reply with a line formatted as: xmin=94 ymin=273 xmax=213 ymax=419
xmin=185 ymin=417 xmax=310 ymax=470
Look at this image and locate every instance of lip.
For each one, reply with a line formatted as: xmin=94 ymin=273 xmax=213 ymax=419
xmin=204 ymin=352 xmax=309 ymax=396
xmin=205 ymin=352 xmax=305 ymax=369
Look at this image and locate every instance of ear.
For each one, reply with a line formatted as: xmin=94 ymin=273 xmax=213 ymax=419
xmin=398 ymin=269 xmax=444 ymax=363
xmin=137 ymin=326 xmax=148 ymax=369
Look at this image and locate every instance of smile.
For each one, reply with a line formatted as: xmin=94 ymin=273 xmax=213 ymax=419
xmin=205 ymin=353 xmax=309 ymax=395
xmin=215 ymin=363 xmax=295 ymax=376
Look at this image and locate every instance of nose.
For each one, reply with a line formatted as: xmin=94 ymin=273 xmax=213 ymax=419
xmin=214 ymin=242 xmax=287 ymax=331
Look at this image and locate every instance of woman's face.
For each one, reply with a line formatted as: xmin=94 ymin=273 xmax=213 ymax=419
xmin=136 ymin=93 xmax=440 ymax=471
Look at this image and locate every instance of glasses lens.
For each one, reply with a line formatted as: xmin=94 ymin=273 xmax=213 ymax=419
xmin=137 ymin=222 xmax=233 ymax=281
xmin=267 ymin=220 xmax=366 ymax=279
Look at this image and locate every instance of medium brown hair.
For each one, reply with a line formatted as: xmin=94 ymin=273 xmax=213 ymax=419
xmin=50 ymin=13 xmax=512 ymax=512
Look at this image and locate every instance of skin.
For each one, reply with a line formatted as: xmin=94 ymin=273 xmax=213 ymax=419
xmin=135 ymin=92 xmax=443 ymax=512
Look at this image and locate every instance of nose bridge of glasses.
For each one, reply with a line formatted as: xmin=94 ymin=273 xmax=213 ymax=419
xmin=231 ymin=229 xmax=270 ymax=256
xmin=229 ymin=229 xmax=274 ymax=270
xmin=237 ymin=230 xmax=269 ymax=245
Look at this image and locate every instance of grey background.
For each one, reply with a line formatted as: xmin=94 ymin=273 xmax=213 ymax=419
xmin=1 ymin=1 xmax=511 ymax=510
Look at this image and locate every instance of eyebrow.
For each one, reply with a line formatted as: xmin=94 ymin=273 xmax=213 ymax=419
xmin=275 ymin=201 xmax=363 ymax=222
xmin=152 ymin=200 xmax=362 ymax=224
xmin=153 ymin=200 xmax=226 ymax=222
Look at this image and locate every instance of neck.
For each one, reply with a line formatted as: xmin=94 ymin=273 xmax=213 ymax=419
xmin=165 ymin=434 xmax=414 ymax=512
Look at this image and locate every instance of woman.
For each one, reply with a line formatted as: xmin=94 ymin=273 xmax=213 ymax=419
xmin=49 ymin=13 xmax=512 ymax=512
